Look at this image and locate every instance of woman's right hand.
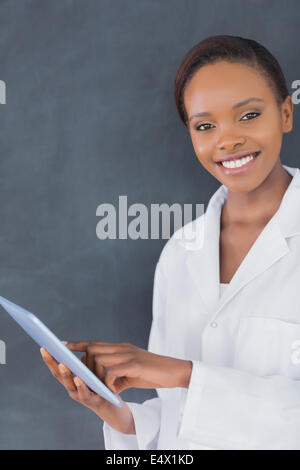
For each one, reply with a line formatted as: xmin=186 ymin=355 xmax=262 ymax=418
xmin=40 ymin=347 xmax=136 ymax=435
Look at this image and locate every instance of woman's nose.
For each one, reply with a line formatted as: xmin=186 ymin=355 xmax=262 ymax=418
xmin=217 ymin=134 xmax=246 ymax=151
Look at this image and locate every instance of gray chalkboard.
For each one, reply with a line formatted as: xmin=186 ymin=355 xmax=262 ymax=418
xmin=0 ymin=0 xmax=298 ymax=449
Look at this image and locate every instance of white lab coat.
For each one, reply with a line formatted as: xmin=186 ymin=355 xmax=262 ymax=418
xmin=103 ymin=164 xmax=300 ymax=450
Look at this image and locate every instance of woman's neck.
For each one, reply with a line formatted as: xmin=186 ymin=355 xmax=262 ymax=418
xmin=221 ymin=160 xmax=293 ymax=229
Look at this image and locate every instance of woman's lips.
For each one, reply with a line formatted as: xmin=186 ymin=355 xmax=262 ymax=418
xmin=217 ymin=151 xmax=260 ymax=175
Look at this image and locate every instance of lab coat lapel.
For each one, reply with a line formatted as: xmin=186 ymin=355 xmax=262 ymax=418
xmin=213 ymin=215 xmax=289 ymax=317
xmin=183 ymin=165 xmax=300 ymax=319
xmin=184 ymin=185 xmax=224 ymax=316
xmin=214 ymin=165 xmax=300 ymax=316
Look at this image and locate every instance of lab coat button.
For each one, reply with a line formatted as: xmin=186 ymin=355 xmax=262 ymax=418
xmin=210 ymin=321 xmax=218 ymax=328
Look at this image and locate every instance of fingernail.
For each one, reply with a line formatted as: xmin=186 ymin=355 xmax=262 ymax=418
xmin=61 ymin=341 xmax=68 ymax=345
xmin=74 ymin=377 xmax=81 ymax=387
xmin=40 ymin=348 xmax=45 ymax=356
xmin=59 ymin=364 xmax=66 ymax=374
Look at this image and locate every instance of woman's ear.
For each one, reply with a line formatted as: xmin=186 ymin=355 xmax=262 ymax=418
xmin=281 ymin=95 xmax=293 ymax=134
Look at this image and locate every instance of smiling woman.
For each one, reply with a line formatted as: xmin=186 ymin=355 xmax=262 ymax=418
xmin=174 ymin=36 xmax=294 ymax=284
xmin=100 ymin=36 xmax=300 ymax=450
xmin=41 ymin=35 xmax=300 ymax=450
xmin=176 ymin=39 xmax=292 ymax=179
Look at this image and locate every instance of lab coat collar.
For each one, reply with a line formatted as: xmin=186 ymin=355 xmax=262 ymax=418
xmin=182 ymin=165 xmax=300 ymax=317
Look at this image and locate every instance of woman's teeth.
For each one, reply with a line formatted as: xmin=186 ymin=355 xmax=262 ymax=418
xmin=221 ymin=153 xmax=256 ymax=168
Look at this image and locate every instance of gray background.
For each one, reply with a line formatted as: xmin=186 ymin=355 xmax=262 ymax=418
xmin=0 ymin=0 xmax=299 ymax=450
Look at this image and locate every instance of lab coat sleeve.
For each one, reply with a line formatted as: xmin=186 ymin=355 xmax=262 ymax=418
xmin=102 ymin=261 xmax=167 ymax=450
xmin=177 ymin=359 xmax=300 ymax=450
xmin=103 ymin=398 xmax=161 ymax=449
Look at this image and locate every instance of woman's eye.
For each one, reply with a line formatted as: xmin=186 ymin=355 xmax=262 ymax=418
xmin=195 ymin=112 xmax=261 ymax=132
xmin=240 ymin=112 xmax=261 ymax=121
xmin=195 ymin=123 xmax=214 ymax=131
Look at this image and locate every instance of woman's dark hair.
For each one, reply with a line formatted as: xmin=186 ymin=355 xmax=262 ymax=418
xmin=174 ymin=35 xmax=289 ymax=127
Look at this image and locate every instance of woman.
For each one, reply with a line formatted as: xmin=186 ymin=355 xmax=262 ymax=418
xmin=41 ymin=35 xmax=300 ymax=450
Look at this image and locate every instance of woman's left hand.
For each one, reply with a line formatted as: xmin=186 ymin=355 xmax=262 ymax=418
xmin=63 ymin=341 xmax=193 ymax=394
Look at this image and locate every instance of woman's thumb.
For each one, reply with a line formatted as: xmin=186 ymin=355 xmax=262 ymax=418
xmin=112 ymin=376 xmax=131 ymax=394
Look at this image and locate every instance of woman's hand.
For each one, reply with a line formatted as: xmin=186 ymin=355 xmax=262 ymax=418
xmin=40 ymin=347 xmax=136 ymax=434
xmin=61 ymin=340 xmax=193 ymax=394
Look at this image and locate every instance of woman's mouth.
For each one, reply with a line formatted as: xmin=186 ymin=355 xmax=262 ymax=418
xmin=217 ymin=151 xmax=261 ymax=175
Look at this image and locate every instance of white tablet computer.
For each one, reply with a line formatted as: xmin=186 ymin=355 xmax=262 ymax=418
xmin=0 ymin=295 xmax=123 ymax=408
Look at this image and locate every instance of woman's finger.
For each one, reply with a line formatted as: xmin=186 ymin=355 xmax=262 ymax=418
xmin=40 ymin=348 xmax=107 ymax=409
xmin=66 ymin=341 xmax=128 ymax=354
xmin=81 ymin=352 xmax=87 ymax=365
xmin=94 ymin=357 xmax=106 ymax=381
xmin=62 ymin=341 xmax=91 ymax=352
xmin=73 ymin=376 xmax=94 ymax=403
xmin=58 ymin=364 xmax=77 ymax=393
xmin=86 ymin=350 xmax=96 ymax=373
xmin=40 ymin=347 xmax=62 ymax=382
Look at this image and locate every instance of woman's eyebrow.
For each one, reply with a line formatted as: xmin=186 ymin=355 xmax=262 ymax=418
xmin=188 ymin=97 xmax=265 ymax=122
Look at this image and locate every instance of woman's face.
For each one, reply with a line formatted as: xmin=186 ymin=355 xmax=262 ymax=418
xmin=184 ymin=60 xmax=293 ymax=193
